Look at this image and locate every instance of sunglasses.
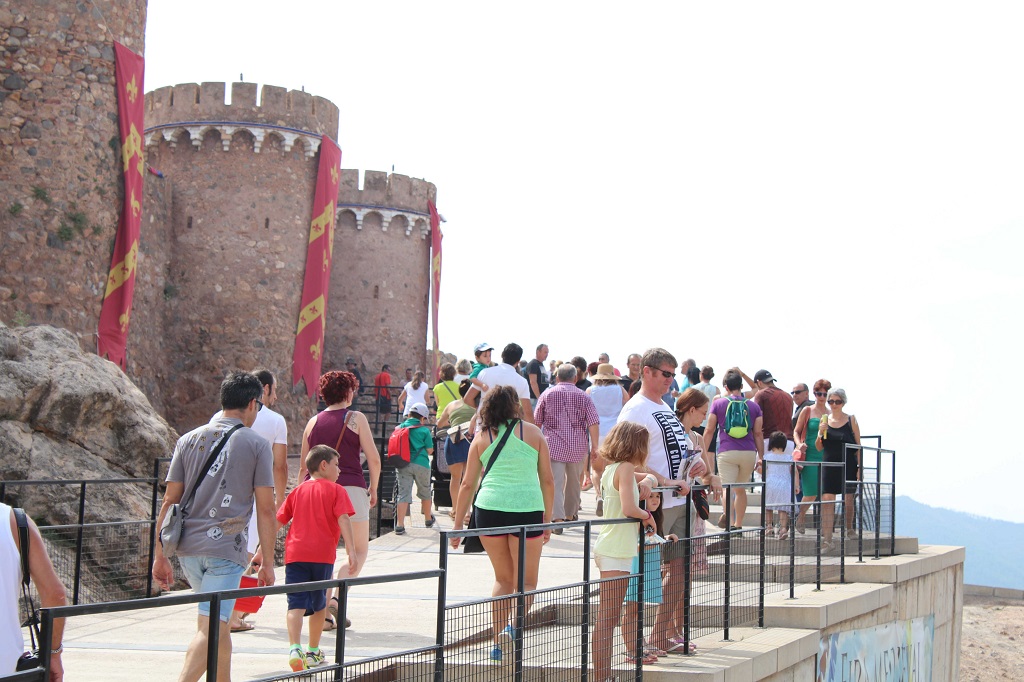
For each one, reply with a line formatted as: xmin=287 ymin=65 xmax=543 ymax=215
xmin=827 ymin=399 xmax=843 ymax=405
xmin=790 ymin=389 xmax=807 ymax=395
xmin=646 ymin=367 xmax=675 ymax=379
xmin=255 ymin=399 xmax=264 ymax=412
xmin=814 ymin=391 xmax=827 ymax=397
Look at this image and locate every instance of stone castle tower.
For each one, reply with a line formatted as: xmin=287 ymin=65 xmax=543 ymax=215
xmin=0 ymin=0 xmax=147 ymax=335
xmin=1 ymin=2 xmax=435 ymax=444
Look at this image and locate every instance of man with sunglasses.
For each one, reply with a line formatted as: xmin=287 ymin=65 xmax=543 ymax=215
xmin=790 ymin=383 xmax=813 ymax=429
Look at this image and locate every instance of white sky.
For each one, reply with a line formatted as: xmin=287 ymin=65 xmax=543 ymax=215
xmin=145 ymin=2 xmax=1024 ymax=523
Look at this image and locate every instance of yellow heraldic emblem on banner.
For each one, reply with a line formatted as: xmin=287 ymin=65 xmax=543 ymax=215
xmin=105 ymin=240 xmax=139 ymax=298
xmin=118 ymin=309 xmax=131 ymax=333
xmin=308 ymin=201 xmax=335 ymax=244
xmin=310 ymin=340 xmax=321 ymax=361
xmin=330 ymin=166 xmax=339 ymax=186
xmin=121 ymin=123 xmax=143 ymax=174
xmin=125 ymin=74 xmax=138 ymax=103
xmin=130 ymin=190 xmax=140 ymax=218
xmin=296 ymin=294 xmax=325 ymax=335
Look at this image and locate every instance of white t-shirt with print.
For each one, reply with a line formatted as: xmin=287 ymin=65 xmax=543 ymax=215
xmin=617 ymin=393 xmax=695 ymax=510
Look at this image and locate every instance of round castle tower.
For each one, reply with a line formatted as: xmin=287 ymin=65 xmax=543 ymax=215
xmin=143 ymin=82 xmax=435 ymax=441
xmin=0 ymin=1 xmax=147 ymax=340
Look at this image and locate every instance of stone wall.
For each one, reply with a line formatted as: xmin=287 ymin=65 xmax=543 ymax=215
xmin=0 ymin=0 xmax=147 ymax=344
xmin=0 ymin=2 xmax=436 ymax=450
xmin=140 ymin=85 xmax=434 ymax=444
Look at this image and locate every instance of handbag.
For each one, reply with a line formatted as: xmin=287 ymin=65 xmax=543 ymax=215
xmin=462 ymin=419 xmax=519 ymax=554
xmin=159 ymin=423 xmax=243 ymax=557
xmin=13 ymin=508 xmax=42 ymax=671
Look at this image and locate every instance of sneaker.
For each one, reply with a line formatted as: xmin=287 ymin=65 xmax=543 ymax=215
xmin=305 ymin=648 xmax=326 ymax=668
xmin=289 ymin=646 xmax=307 ymax=672
xmin=395 ymin=526 xmax=406 ymax=535
xmin=490 ymin=645 xmax=502 ymax=662
xmin=425 ymin=516 xmax=435 ymax=528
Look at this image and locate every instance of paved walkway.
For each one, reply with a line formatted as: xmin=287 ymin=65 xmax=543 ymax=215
xmin=51 ymin=488 xmax=842 ymax=680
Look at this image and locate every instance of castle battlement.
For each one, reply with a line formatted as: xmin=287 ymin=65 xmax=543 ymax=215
xmin=145 ymin=82 xmax=339 ymax=139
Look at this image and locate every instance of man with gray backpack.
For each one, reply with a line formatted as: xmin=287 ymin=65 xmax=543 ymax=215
xmin=704 ymin=370 xmax=764 ymax=530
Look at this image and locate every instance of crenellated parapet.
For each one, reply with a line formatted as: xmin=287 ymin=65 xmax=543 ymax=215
xmin=144 ymin=82 xmax=337 ymax=157
xmin=336 ymin=169 xmax=437 ymax=239
xmin=145 ymin=82 xmax=339 ymax=138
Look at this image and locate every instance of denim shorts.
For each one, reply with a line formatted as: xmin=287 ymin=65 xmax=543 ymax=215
xmin=178 ymin=555 xmax=247 ymax=622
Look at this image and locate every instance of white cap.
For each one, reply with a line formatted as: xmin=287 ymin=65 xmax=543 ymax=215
xmin=409 ymin=402 xmax=430 ymax=419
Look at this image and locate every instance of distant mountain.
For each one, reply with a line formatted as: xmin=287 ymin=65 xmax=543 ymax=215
xmin=896 ymin=496 xmax=1024 ymax=590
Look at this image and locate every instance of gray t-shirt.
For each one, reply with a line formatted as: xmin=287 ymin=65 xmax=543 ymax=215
xmin=167 ymin=417 xmax=274 ymax=566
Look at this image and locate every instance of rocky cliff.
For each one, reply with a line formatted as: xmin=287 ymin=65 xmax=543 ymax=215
xmin=0 ymin=320 xmax=178 ymax=522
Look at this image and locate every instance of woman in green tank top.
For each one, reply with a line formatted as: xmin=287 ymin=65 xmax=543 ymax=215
xmin=793 ymin=379 xmax=831 ymax=534
xmin=448 ymin=386 xmax=554 ymax=664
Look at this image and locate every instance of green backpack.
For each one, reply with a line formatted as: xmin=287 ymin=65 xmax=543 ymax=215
xmin=724 ymin=398 xmax=750 ymax=438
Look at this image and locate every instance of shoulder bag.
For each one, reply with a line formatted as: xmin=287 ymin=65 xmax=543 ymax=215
xmin=14 ymin=507 xmax=42 ymax=671
xmin=160 ymin=423 xmax=243 ymax=557
xmin=462 ymin=419 xmax=520 ymax=553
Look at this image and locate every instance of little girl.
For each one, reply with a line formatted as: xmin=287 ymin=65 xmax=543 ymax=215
xmin=592 ymin=422 xmax=658 ymax=682
xmin=762 ymin=431 xmax=797 ymax=539
xmin=622 ymin=492 xmax=676 ymax=658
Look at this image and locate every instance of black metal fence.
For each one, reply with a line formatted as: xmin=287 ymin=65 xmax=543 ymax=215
xmin=0 ymin=474 xmax=161 ymax=608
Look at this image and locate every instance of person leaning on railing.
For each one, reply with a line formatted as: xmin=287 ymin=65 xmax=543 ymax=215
xmin=1 ymin=502 xmax=67 ymax=681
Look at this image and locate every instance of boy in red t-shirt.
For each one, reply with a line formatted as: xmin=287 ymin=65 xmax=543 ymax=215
xmin=277 ymin=445 xmax=358 ymax=671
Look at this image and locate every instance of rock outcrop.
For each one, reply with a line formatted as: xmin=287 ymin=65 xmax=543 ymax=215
xmin=0 ymin=320 xmax=178 ymax=523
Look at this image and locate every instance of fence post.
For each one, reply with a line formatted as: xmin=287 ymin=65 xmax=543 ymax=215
xmin=683 ymin=493 xmax=692 ymax=654
xmin=581 ymin=521 xmax=591 ymax=682
xmin=335 ymin=581 xmax=349 ymax=670
xmin=840 ymin=458 xmax=847 ymax=585
xmin=723 ymin=485 xmax=732 ymax=641
xmin=815 ymin=465 xmax=823 ymax=590
xmin=147 ymin=459 xmax=161 ymax=598
xmin=514 ymin=526 xmax=526 ymax=682
xmin=207 ymin=593 xmax=221 ymax=681
xmin=73 ymin=482 xmax=86 ymax=605
xmin=758 ymin=479 xmax=766 ymax=629
xmin=889 ymin=447 xmax=896 ymax=558
xmin=874 ymin=448 xmax=882 ymax=561
xmin=789 ymin=462 xmax=796 ymax=599
xmin=636 ymin=523 xmax=645 ymax=675
xmin=435 ymin=532 xmax=448 ymax=682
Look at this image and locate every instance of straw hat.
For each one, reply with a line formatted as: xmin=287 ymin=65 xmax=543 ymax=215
xmin=591 ymin=363 xmax=618 ymax=382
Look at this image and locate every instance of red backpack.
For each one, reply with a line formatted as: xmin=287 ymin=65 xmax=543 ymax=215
xmin=386 ymin=425 xmax=413 ymax=468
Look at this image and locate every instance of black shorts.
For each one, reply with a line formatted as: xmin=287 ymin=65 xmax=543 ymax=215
xmin=474 ymin=508 xmax=545 ymax=538
xmin=376 ymin=395 xmax=392 ymax=414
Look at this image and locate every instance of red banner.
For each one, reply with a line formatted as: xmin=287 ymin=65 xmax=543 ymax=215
xmin=428 ymin=200 xmax=443 ymax=382
xmin=97 ymin=42 xmax=145 ymax=369
xmin=292 ymin=137 xmax=342 ymax=396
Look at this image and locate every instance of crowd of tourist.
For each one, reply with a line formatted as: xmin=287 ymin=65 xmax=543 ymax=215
xmin=52 ymin=342 xmax=857 ymax=680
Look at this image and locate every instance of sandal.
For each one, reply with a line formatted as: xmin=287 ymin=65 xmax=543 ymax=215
xmin=665 ymin=636 xmax=697 ymax=654
xmin=644 ymin=644 xmax=667 ymax=657
xmin=323 ymin=615 xmax=337 ymax=631
xmin=230 ymin=619 xmax=255 ymax=633
xmin=624 ymin=651 xmax=659 ymax=664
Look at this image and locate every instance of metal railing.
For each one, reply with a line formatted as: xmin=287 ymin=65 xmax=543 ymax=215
xmin=0 ymin=475 xmax=161 ymax=606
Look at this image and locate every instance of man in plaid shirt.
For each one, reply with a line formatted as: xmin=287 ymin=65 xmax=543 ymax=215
xmin=535 ymin=363 xmax=599 ymax=533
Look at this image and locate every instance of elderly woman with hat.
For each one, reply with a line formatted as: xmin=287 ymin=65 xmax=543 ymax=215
xmin=586 ymin=363 xmax=631 ymax=516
